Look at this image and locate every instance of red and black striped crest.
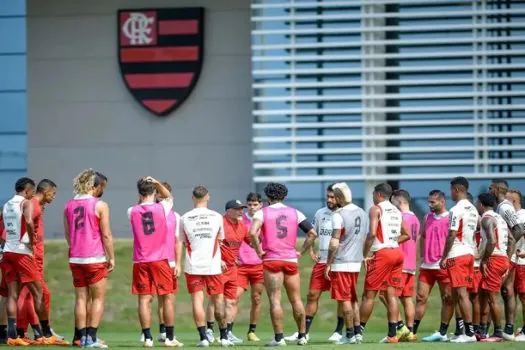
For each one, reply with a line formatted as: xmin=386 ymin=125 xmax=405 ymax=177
xmin=118 ymin=8 xmax=204 ymax=117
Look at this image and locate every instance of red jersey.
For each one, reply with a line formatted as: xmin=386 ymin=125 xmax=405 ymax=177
xmin=221 ymin=216 xmax=249 ymax=268
xmin=31 ymin=197 xmax=45 ymax=271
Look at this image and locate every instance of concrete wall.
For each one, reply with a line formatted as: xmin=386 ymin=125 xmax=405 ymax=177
xmin=0 ymin=0 xmax=27 ymax=204
xmin=27 ymin=0 xmax=253 ymax=237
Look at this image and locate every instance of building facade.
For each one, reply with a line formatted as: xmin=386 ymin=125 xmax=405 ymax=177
xmin=1 ymin=0 xmax=524 ymax=235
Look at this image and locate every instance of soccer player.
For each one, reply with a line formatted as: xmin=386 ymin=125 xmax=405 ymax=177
xmin=181 ymin=186 xmax=232 ymax=347
xmin=0 ymin=214 xmax=8 ymax=344
xmin=359 ymin=183 xmax=409 ymax=344
xmin=248 ymin=182 xmax=317 ymax=346
xmin=1 ymin=177 xmax=54 ymax=346
xmin=16 ymin=179 xmax=67 ymax=344
xmin=204 ymin=199 xmax=249 ymax=345
xmin=489 ymin=179 xmax=525 ymax=340
xmin=65 ymin=169 xmax=115 ymax=348
xmin=506 ymin=189 xmax=525 ymax=341
xmin=476 ymin=193 xmax=514 ymax=342
xmin=129 ymin=177 xmax=182 ymax=347
xmin=325 ymin=182 xmax=369 ymax=344
xmin=388 ymin=189 xmax=420 ymax=341
xmin=416 ymin=190 xmax=454 ymax=342
xmin=439 ymin=176 xmax=479 ymax=343
xmin=235 ymin=192 xmax=264 ymax=342
xmin=285 ymin=184 xmax=352 ymax=343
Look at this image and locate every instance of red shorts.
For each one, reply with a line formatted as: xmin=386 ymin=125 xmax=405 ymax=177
xmin=237 ymin=264 xmax=264 ymax=290
xmin=263 ymin=260 xmax=298 ymax=276
xmin=330 ymin=271 xmax=358 ymax=301
xmin=418 ymin=268 xmax=450 ymax=286
xmin=468 ymin=267 xmax=482 ymax=294
xmin=2 ymin=252 xmax=39 ymax=284
xmin=397 ymin=272 xmax=416 ymax=298
xmin=515 ymin=264 xmax=525 ymax=294
xmin=481 ymin=255 xmax=510 ymax=293
xmin=221 ymin=266 xmax=238 ymax=300
xmin=132 ymin=260 xmax=173 ymax=296
xmin=70 ymin=262 xmax=109 ymax=288
xmin=171 ymin=270 xmax=179 ymax=294
xmin=185 ymin=273 xmax=223 ymax=296
xmin=445 ymin=255 xmax=474 ymax=289
xmin=364 ymin=248 xmax=404 ymax=291
xmin=309 ymin=263 xmax=331 ymax=292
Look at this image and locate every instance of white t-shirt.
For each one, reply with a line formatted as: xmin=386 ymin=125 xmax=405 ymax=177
xmin=312 ymin=206 xmax=335 ymax=263
xmin=447 ymin=199 xmax=479 ymax=258
xmin=513 ymin=208 xmax=525 ymax=265
xmin=181 ymin=207 xmax=224 ymax=275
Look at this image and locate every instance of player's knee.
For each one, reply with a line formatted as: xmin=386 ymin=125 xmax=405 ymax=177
xmin=501 ymin=286 xmax=513 ymax=300
xmin=252 ymin=292 xmax=262 ymax=306
xmin=416 ymin=292 xmax=428 ymax=305
xmin=518 ymin=293 xmax=525 ymax=303
xmin=306 ymin=291 xmax=319 ymax=303
xmin=441 ymin=293 xmax=453 ymax=305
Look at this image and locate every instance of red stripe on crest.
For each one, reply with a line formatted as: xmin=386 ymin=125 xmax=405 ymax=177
xmin=120 ymin=46 xmax=199 ymax=62
xmin=158 ymin=20 xmax=199 ymax=35
xmin=142 ymin=100 xmax=177 ymax=114
xmin=125 ymin=73 xmax=194 ymax=88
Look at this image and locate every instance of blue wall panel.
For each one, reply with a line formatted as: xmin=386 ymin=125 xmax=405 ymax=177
xmin=0 ymin=0 xmax=26 ymax=203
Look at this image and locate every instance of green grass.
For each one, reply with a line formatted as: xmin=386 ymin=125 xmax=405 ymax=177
xmin=38 ymin=240 xmax=522 ymax=348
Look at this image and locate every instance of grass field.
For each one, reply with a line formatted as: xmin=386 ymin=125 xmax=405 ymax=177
xmin=37 ymin=240 xmax=522 ymax=349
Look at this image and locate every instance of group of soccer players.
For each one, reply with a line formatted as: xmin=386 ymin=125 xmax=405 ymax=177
xmin=1 ymin=169 xmax=525 ymax=347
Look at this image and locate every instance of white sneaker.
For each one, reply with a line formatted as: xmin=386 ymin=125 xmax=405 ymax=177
xmin=227 ymin=331 xmax=243 ymax=344
xmin=197 ymin=339 xmax=210 ymax=347
xmin=502 ymin=332 xmax=516 ymax=341
xmin=515 ymin=333 xmax=525 ymax=342
xmin=450 ymin=334 xmax=476 ymax=343
xmin=284 ymin=332 xmax=298 ymax=342
xmin=355 ymin=334 xmax=363 ymax=344
xmin=205 ymin=329 xmax=215 ymax=344
xmin=158 ymin=332 xmax=167 ymax=342
xmin=266 ymin=339 xmax=286 ymax=347
xmin=297 ymin=337 xmax=307 ymax=346
xmin=165 ymin=338 xmax=184 ymax=347
xmin=328 ymin=332 xmax=343 ymax=342
xmin=220 ymin=338 xmax=234 ymax=347
xmin=144 ymin=339 xmax=154 ymax=348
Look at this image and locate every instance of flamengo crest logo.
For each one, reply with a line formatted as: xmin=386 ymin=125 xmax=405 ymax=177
xmin=118 ymin=8 xmax=204 ymax=117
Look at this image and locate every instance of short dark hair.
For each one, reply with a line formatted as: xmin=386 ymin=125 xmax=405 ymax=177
xmin=94 ymin=172 xmax=108 ymax=187
xmin=246 ymin=192 xmax=262 ymax=202
xmin=467 ymin=192 xmax=474 ymax=203
xmin=450 ymin=176 xmax=469 ymax=190
xmin=392 ymin=189 xmax=411 ymax=203
xmin=491 ymin=178 xmax=509 ymax=188
xmin=374 ymin=183 xmax=392 ymax=199
xmin=162 ymin=181 xmax=172 ymax=193
xmin=428 ymin=189 xmax=445 ymax=199
xmin=264 ymin=182 xmax=288 ymax=201
xmin=15 ymin=177 xmax=35 ymax=193
xmin=137 ymin=178 xmax=156 ymax=197
xmin=327 ymin=183 xmax=336 ymax=192
xmin=478 ymin=192 xmax=496 ymax=208
xmin=37 ymin=179 xmax=57 ymax=193
xmin=192 ymin=185 xmax=208 ymax=200
xmin=509 ymin=188 xmax=523 ymax=203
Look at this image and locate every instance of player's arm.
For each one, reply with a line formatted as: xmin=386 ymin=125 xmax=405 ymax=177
xmin=440 ymin=210 xmax=459 ymax=267
xmin=363 ymin=205 xmax=380 ymax=258
xmin=249 ymin=218 xmax=264 ymax=257
xmin=501 ymin=206 xmax=525 ymax=241
xmin=97 ymin=201 xmax=115 ymax=272
xmin=326 ymin=212 xmax=343 ymax=266
xmin=506 ymin=229 xmax=516 ymax=259
xmin=399 ymin=220 xmax=410 ymax=244
xmin=22 ymin=199 xmax=35 ymax=245
xmin=419 ymin=214 xmax=428 ymax=258
xmin=147 ymin=177 xmax=172 ymax=200
xmin=0 ymin=212 xmax=5 ymax=248
xmin=480 ymin=217 xmax=495 ymax=261
xmin=63 ymin=210 xmax=70 ymax=246
xmin=299 ymin=223 xmax=317 ymax=257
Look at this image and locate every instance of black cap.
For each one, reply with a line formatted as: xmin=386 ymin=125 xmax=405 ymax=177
xmin=225 ymin=199 xmax=246 ymax=210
